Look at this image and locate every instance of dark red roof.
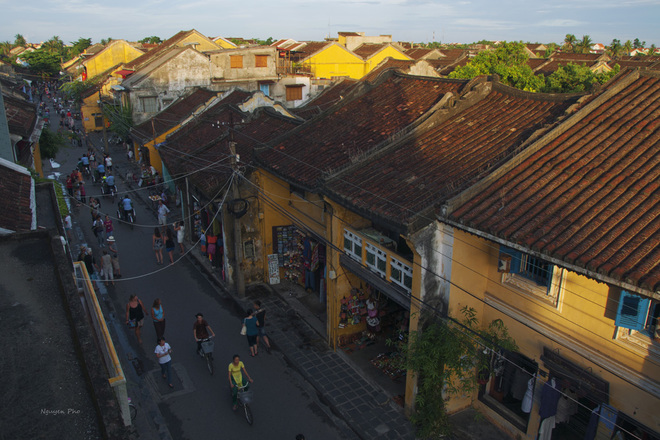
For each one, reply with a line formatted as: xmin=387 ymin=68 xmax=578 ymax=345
xmin=325 ymin=80 xmax=578 ymax=228
xmin=448 ymin=70 xmax=660 ymax=292
xmin=405 ymin=48 xmax=434 ymax=60
xmin=362 ymin=59 xmax=415 ymax=83
xmin=257 ymin=72 xmax=465 ymax=189
xmin=131 ymin=88 xmax=217 ymax=142
xmin=293 ymin=78 xmax=360 ymax=119
xmin=123 ymin=30 xmax=196 ymax=70
xmin=3 ymin=94 xmax=36 ymax=138
xmin=352 ymin=43 xmax=387 ymax=59
xmin=0 ymin=160 xmax=32 ymax=232
xmin=294 ymin=42 xmax=332 ymax=59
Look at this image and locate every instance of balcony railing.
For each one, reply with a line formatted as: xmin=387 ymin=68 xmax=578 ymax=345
xmin=343 ymin=227 xmax=413 ymax=293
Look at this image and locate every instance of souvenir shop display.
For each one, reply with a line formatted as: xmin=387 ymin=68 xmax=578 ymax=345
xmin=273 ymin=226 xmax=305 ymax=282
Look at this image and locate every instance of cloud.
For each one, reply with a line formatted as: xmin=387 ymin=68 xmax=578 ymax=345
xmin=537 ymin=19 xmax=586 ymax=27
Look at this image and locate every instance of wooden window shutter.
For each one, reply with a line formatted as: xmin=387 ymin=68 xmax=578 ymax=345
xmin=285 ymin=85 xmax=303 ymax=101
xmin=615 ymin=290 xmax=650 ymax=330
xmin=255 ymin=55 xmax=268 ymax=67
xmin=230 ymin=55 xmax=243 ymax=68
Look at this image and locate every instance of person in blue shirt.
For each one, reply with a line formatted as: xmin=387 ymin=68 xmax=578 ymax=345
xmin=81 ymin=155 xmax=89 ymax=175
xmin=121 ymin=196 xmax=134 ymax=221
xmin=104 ymin=173 xmax=116 ymax=196
xmin=97 ymin=163 xmax=105 ymax=178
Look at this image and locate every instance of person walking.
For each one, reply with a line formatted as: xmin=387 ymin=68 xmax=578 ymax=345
xmin=104 ymin=214 xmax=114 ymax=238
xmin=228 ymin=354 xmax=253 ymax=411
xmin=243 ymin=309 xmax=259 ymax=357
xmin=107 ymin=236 xmax=121 ymax=278
xmin=151 ymin=298 xmax=166 ymax=343
xmin=165 ymin=228 xmax=175 ymax=264
xmin=101 ymin=250 xmax=114 ymax=286
xmin=253 ymin=300 xmax=272 ymax=353
xmin=126 ymin=294 xmax=146 ymax=344
xmin=155 ymin=337 xmax=174 ymax=389
xmin=93 ymin=214 xmax=105 ymax=247
xmin=153 ymin=228 xmax=164 ymax=265
xmin=157 ymin=200 xmax=170 ymax=230
xmin=174 ymin=221 xmax=185 ymax=253
xmin=63 ymin=213 xmax=73 ymax=240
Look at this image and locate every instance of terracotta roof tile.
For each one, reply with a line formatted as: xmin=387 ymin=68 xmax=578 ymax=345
xmin=448 ymin=70 xmax=660 ymax=291
xmin=293 ymin=78 xmax=360 ymax=118
xmin=352 ymin=43 xmax=388 ymax=59
xmin=3 ymin=94 xmax=36 ymax=138
xmin=131 ymin=88 xmax=217 ymax=142
xmin=325 ymin=81 xmax=577 ymax=228
xmin=362 ymin=59 xmax=415 ymax=83
xmin=0 ymin=161 xmax=32 ymax=232
xmin=405 ymin=48 xmax=434 ymax=60
xmin=257 ymin=72 xmax=465 ymax=189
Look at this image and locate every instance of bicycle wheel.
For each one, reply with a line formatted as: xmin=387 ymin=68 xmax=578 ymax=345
xmin=206 ymin=354 xmax=214 ymax=375
xmin=244 ymin=404 xmax=253 ymax=425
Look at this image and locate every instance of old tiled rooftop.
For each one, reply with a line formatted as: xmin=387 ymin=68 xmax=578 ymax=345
xmin=3 ymin=94 xmax=36 ymax=138
xmin=447 ymin=70 xmax=660 ymax=291
xmin=362 ymin=59 xmax=415 ymax=83
xmin=352 ymin=43 xmax=388 ymax=59
xmin=131 ymin=88 xmax=217 ymax=142
xmin=292 ymin=78 xmax=360 ymax=119
xmin=257 ymin=72 xmax=465 ymax=189
xmin=324 ymin=79 xmax=578 ymax=228
xmin=0 ymin=160 xmax=33 ymax=232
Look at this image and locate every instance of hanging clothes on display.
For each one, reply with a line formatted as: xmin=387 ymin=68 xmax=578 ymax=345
xmin=583 ymin=405 xmax=600 ymax=440
xmin=521 ymin=374 xmax=535 ymax=413
xmin=538 ymin=378 xmax=560 ymax=440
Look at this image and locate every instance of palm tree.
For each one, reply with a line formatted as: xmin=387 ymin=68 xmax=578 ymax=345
xmin=623 ymin=40 xmax=633 ymax=56
xmin=607 ymin=39 xmax=622 ymax=58
xmin=563 ymin=34 xmax=577 ymax=52
xmin=577 ymin=35 xmax=593 ymax=54
xmin=0 ymin=41 xmax=13 ymax=56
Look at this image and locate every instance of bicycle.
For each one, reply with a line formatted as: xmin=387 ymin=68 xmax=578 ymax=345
xmin=197 ymin=337 xmax=214 ymax=375
xmin=117 ymin=202 xmax=136 ymax=226
xmin=127 ymin=396 xmax=137 ymax=422
xmin=235 ymin=383 xmax=254 ymax=425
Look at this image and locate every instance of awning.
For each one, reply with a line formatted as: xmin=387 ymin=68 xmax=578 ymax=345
xmin=340 ymin=254 xmax=411 ymax=309
xmin=114 ymin=69 xmax=134 ymax=78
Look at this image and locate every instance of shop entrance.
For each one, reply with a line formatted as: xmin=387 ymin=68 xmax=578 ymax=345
xmin=336 ymin=282 xmax=409 ymax=403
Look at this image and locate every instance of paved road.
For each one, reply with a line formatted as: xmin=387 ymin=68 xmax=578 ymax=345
xmin=50 ymin=114 xmax=355 ymax=439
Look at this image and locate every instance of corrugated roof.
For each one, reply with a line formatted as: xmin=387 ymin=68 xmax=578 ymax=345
xmin=448 ymin=70 xmax=660 ymax=292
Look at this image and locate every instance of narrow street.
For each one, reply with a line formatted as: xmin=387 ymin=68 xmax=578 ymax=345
xmin=50 ymin=110 xmax=356 ymax=439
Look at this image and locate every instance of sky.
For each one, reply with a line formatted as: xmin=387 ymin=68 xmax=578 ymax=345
xmin=1 ymin=0 xmax=659 ymax=47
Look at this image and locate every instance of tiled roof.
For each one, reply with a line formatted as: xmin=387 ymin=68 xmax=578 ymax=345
xmin=324 ymin=80 xmax=578 ymax=228
xmin=122 ymin=30 xmax=196 ymax=71
xmin=0 ymin=160 xmax=32 ymax=232
xmin=551 ymin=52 xmax=606 ymax=62
xmin=256 ymin=72 xmax=465 ymax=189
xmin=534 ymin=60 xmax=597 ymax=77
xmin=295 ymin=42 xmax=332 ymax=59
xmin=164 ymin=108 xmax=300 ymax=198
xmin=338 ymin=32 xmax=362 ymax=37
xmin=352 ymin=43 xmax=388 ymax=59
xmin=131 ymin=88 xmax=217 ymax=142
xmin=292 ymin=78 xmax=360 ymax=119
xmin=362 ymin=59 xmax=415 ymax=83
xmin=527 ymin=58 xmax=549 ymax=71
xmin=3 ymin=94 xmax=36 ymax=138
xmin=447 ymin=70 xmax=660 ymax=292
xmin=405 ymin=48 xmax=435 ymax=60
xmin=610 ymin=60 xmax=660 ymax=71
xmin=437 ymin=48 xmax=468 ymax=61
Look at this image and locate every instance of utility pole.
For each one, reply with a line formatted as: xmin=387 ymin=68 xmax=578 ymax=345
xmin=229 ymin=133 xmax=245 ymax=297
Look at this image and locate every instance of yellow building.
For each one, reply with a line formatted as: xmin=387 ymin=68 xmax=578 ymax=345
xmin=81 ymin=40 xmax=145 ymax=80
xmin=439 ymin=69 xmax=660 ymax=439
xmin=352 ymin=43 xmax=411 ymax=77
xmin=296 ymin=42 xmax=366 ymax=80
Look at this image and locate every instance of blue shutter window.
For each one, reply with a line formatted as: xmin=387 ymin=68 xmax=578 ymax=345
xmin=499 ymin=245 xmax=522 ymax=274
xmin=260 ymin=84 xmax=270 ymax=96
xmin=615 ymin=290 xmax=650 ymax=331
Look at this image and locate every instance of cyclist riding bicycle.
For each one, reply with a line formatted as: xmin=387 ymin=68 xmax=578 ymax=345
xmin=228 ymin=354 xmax=253 ymax=411
xmin=193 ymin=313 xmax=215 ymax=355
xmin=81 ymin=155 xmax=90 ymax=174
xmin=121 ymin=196 xmax=134 ymax=221
xmin=97 ymin=163 xmax=106 ymax=179
xmin=104 ymin=173 xmax=116 ymax=195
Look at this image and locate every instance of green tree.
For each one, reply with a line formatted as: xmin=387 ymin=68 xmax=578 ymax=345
xmin=633 ymin=38 xmax=646 ymax=49
xmin=543 ymin=63 xmax=596 ymax=93
xmin=543 ymin=42 xmax=558 ymax=58
xmin=563 ymin=34 xmax=577 ymax=52
xmin=607 ymin=39 xmax=623 ymax=58
xmin=39 ymin=128 xmax=66 ymax=159
xmin=20 ymin=49 xmax=61 ymax=78
xmin=59 ymin=75 xmax=101 ymax=102
xmin=576 ymin=35 xmax=593 ymax=54
xmin=14 ymin=34 xmax=26 ymax=47
xmin=623 ymin=40 xmax=633 ymax=56
xmin=102 ymin=100 xmax=133 ymax=139
xmin=390 ymin=307 xmax=517 ymax=438
xmin=448 ymin=41 xmax=545 ymax=92
xmin=69 ymin=37 xmax=92 ymax=58
xmin=138 ymin=36 xmax=162 ymax=44
xmin=100 ymin=38 xmax=113 ymax=46
xmin=0 ymin=41 xmax=12 ymax=56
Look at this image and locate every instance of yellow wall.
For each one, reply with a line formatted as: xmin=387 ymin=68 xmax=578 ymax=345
xmin=364 ymin=46 xmax=411 ymax=75
xmin=447 ymin=227 xmax=660 ymax=435
xmin=84 ymin=41 xmax=144 ymax=78
xmin=177 ymin=32 xmax=220 ymax=52
xmin=302 ymin=44 xmax=366 ymax=80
